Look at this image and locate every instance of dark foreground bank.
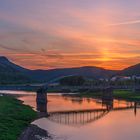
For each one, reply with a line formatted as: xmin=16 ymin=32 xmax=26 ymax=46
xmin=0 ymin=96 xmax=37 ymax=140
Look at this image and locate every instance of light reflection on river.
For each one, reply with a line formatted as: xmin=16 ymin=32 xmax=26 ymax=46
xmin=1 ymin=90 xmax=140 ymax=140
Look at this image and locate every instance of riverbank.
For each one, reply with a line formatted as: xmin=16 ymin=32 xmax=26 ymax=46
xmin=113 ymin=90 xmax=140 ymax=101
xmin=19 ymin=124 xmax=51 ymax=140
xmin=0 ymin=96 xmax=37 ymax=140
xmin=65 ymin=89 xmax=140 ymax=102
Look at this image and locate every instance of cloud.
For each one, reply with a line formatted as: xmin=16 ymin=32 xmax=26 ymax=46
xmin=0 ymin=44 xmax=21 ymax=52
xmin=108 ymin=19 xmax=140 ymax=26
xmin=0 ymin=1 xmax=140 ymax=70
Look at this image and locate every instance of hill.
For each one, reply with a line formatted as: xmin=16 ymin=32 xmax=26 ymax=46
xmin=0 ymin=56 xmax=120 ymax=84
xmin=30 ymin=67 xmax=116 ymax=81
xmin=118 ymin=63 xmax=140 ymax=76
xmin=0 ymin=56 xmax=32 ymax=84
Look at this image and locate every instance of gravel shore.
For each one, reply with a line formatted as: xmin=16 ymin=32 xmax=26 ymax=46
xmin=19 ymin=124 xmax=51 ymax=140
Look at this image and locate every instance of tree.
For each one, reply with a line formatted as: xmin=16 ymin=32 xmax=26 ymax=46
xmin=59 ymin=76 xmax=85 ymax=86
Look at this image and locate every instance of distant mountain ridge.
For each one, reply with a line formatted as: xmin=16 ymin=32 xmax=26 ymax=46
xmin=0 ymin=56 xmax=32 ymax=84
xmin=0 ymin=56 xmax=28 ymax=72
xmin=118 ymin=63 xmax=140 ymax=76
xmin=0 ymin=56 xmax=139 ymax=84
xmin=32 ymin=66 xmax=117 ymax=82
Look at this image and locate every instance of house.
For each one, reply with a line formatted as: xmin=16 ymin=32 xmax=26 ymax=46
xmin=111 ymin=76 xmax=131 ymax=81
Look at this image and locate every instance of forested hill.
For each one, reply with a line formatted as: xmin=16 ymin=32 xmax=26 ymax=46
xmin=0 ymin=56 xmax=32 ymax=84
xmin=0 ymin=56 xmax=140 ymax=85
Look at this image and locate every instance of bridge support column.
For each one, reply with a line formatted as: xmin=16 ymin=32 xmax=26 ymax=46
xmin=36 ymin=88 xmax=47 ymax=114
xmin=102 ymin=87 xmax=113 ymax=110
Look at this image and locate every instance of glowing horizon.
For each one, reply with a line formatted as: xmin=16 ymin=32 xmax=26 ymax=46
xmin=0 ymin=0 xmax=140 ymax=70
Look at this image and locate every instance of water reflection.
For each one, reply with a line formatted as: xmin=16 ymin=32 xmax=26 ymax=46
xmin=48 ymin=109 xmax=109 ymax=127
xmin=6 ymin=91 xmax=140 ymax=140
xmin=134 ymin=102 xmax=137 ymax=116
xmin=35 ymin=94 xmax=139 ymax=127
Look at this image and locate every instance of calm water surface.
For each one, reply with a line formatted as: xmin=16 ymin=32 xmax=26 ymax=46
xmin=1 ymin=90 xmax=140 ymax=140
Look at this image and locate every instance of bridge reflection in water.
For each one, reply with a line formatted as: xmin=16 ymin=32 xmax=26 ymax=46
xmin=48 ymin=109 xmax=109 ymax=126
xmin=36 ymin=94 xmax=138 ymax=127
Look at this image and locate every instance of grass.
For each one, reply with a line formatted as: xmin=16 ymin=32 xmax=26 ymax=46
xmin=0 ymin=96 xmax=37 ymax=140
xmin=113 ymin=90 xmax=140 ymax=101
xmin=67 ymin=89 xmax=140 ymax=101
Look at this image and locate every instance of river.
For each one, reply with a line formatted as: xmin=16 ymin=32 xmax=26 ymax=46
xmin=1 ymin=90 xmax=140 ymax=140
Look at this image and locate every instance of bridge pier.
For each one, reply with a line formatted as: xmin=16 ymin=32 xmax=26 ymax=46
xmin=102 ymin=87 xmax=113 ymax=100
xmin=102 ymin=87 xmax=113 ymax=110
xmin=36 ymin=87 xmax=48 ymax=115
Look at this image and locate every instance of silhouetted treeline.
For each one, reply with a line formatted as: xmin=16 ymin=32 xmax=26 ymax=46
xmin=60 ymin=76 xmax=85 ymax=86
xmin=0 ymin=72 xmax=33 ymax=85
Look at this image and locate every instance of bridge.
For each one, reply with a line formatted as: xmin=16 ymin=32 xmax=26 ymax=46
xmin=33 ymin=77 xmax=140 ymax=126
xmin=36 ymin=91 xmax=138 ymax=127
xmin=1 ymin=76 xmax=138 ymax=126
xmin=48 ymin=109 xmax=109 ymax=126
xmin=38 ymin=104 xmax=136 ymax=127
xmin=48 ymin=106 xmax=135 ymax=126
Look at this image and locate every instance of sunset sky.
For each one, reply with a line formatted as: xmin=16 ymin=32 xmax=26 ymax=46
xmin=0 ymin=0 xmax=140 ymax=70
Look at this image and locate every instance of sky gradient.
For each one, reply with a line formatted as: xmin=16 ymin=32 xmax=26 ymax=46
xmin=0 ymin=0 xmax=140 ymax=70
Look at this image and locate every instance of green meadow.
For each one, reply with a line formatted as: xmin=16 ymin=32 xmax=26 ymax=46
xmin=0 ymin=96 xmax=37 ymax=140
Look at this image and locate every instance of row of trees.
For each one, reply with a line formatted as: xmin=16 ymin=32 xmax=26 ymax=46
xmin=59 ymin=76 xmax=140 ymax=86
xmin=59 ymin=76 xmax=85 ymax=86
xmin=0 ymin=72 xmax=33 ymax=85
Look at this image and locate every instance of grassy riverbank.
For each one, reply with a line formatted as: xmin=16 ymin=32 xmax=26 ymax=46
xmin=113 ymin=90 xmax=140 ymax=101
xmin=68 ymin=90 xmax=140 ymax=101
xmin=0 ymin=96 xmax=37 ymax=140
